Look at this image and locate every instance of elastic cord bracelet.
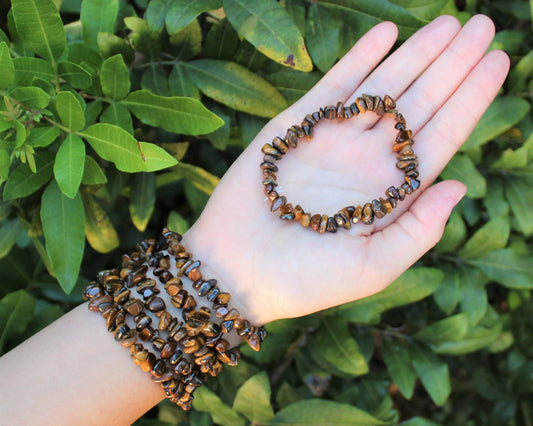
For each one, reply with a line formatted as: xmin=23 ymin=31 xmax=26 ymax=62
xmin=84 ymin=228 xmax=266 ymax=410
xmin=261 ymin=94 xmax=420 ymax=233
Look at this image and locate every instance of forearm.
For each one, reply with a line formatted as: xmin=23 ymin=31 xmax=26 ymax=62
xmin=0 ymin=225 xmax=268 ymax=425
xmin=0 ymin=303 xmax=164 ymax=425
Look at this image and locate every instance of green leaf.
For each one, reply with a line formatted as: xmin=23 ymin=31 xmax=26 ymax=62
xmin=13 ymin=57 xmax=55 ymax=86
xmin=483 ymin=177 xmax=509 ymax=220
xmin=400 ymin=417 xmax=441 ymax=426
xmin=186 ymin=60 xmax=287 ymax=118
xmin=388 ymin=0 xmax=449 ymax=21
xmin=53 ymin=134 xmax=85 ymax=198
xmin=434 ymin=210 xmax=466 ymax=253
xmin=415 ymin=313 xmax=470 ymax=345
xmin=157 ymin=162 xmax=219 ymax=195
xmin=100 ymin=103 xmax=133 ymax=135
xmin=138 ymin=142 xmax=179 ymax=172
xmin=462 ymin=96 xmax=530 ymax=150
xmin=468 ymin=248 xmax=533 ymax=289
xmin=504 ymin=177 xmax=533 ymax=236
xmin=489 ymin=30 xmax=525 ymax=55
xmin=169 ymin=19 xmax=202 ymax=61
xmin=129 ymin=172 xmax=156 ymax=232
xmin=81 ymin=155 xmax=107 ymax=185
xmin=265 ymin=70 xmax=322 ymax=105
xmin=410 ymin=344 xmax=450 ymax=406
xmin=41 ymin=180 xmax=85 ymax=293
xmin=458 ymin=269 xmax=488 ymax=326
xmin=10 ymin=86 xmax=50 ymax=109
xmin=382 ymin=337 xmax=417 ymax=399
xmin=233 ymin=371 xmax=275 ymax=423
xmin=145 ymin=0 xmax=168 ymax=32
xmin=193 ymin=386 xmax=246 ymax=426
xmin=81 ymin=191 xmax=119 ymax=253
xmin=124 ymin=17 xmax=161 ymax=60
xmin=80 ymin=123 xmax=146 ymax=172
xmin=100 ymin=54 xmax=130 ymax=101
xmin=11 ymin=0 xmax=66 ymax=63
xmin=26 ymin=126 xmax=61 ymax=148
xmin=317 ymin=0 xmax=424 ymax=56
xmin=271 ymin=399 xmax=388 ymax=425
xmin=166 ymin=0 xmax=222 ymax=35
xmin=169 ymin=64 xmax=200 ymax=100
xmin=0 ymin=290 xmax=35 ymax=351
xmin=55 ymin=91 xmax=85 ymax=131
xmin=306 ymin=4 xmax=339 ymax=73
xmin=97 ymin=32 xmax=135 ymax=64
xmin=223 ymin=0 xmax=312 ymax=71
xmin=3 ymin=151 xmax=54 ymax=200
xmin=491 ymin=146 xmax=528 ymax=170
xmin=67 ymin=42 xmax=102 ymax=70
xmin=57 ymin=61 xmax=92 ymax=89
xmin=312 ymin=317 xmax=368 ymax=376
xmin=0 ymin=42 xmax=14 ymax=89
xmin=508 ymin=50 xmax=533 ymax=93
xmin=203 ymin=18 xmax=239 ymax=60
xmin=0 ymin=218 xmax=24 ymax=259
xmin=121 ymin=89 xmax=224 ymax=135
xmin=440 ymin=154 xmax=486 ymax=198
xmin=167 ymin=210 xmax=189 ymax=235
xmin=332 ymin=267 xmax=444 ymax=322
xmin=434 ymin=322 xmax=502 ymax=355
xmin=0 ymin=150 xmax=9 ymax=182
xmin=141 ymin=66 xmax=169 ymax=96
xmin=458 ymin=216 xmax=510 ymax=259
xmin=80 ymin=0 xmax=119 ymax=48
xmin=239 ymin=112 xmax=268 ymax=148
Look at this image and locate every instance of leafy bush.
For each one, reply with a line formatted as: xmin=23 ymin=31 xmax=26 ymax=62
xmin=0 ymin=0 xmax=532 ymax=424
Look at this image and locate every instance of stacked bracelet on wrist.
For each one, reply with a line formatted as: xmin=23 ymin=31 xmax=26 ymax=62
xmin=260 ymin=94 xmax=420 ymax=233
xmin=84 ymin=228 xmax=266 ymax=410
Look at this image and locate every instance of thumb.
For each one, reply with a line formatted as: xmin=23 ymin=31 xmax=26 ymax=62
xmin=368 ymin=180 xmax=467 ymax=282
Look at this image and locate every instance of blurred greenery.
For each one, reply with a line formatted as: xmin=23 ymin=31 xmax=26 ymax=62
xmin=0 ymin=0 xmax=532 ymax=424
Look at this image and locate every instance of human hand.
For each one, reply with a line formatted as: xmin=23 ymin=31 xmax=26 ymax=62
xmin=184 ymin=15 xmax=509 ymax=325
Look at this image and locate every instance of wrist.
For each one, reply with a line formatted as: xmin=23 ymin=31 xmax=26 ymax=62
xmin=183 ymin=220 xmax=276 ymax=326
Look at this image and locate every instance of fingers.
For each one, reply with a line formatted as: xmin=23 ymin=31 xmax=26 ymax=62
xmin=417 ymin=49 xmax=510 ymax=179
xmin=367 ymin=180 xmax=467 ymax=286
xmin=284 ymin=21 xmax=398 ymax=117
xmin=397 ymin=14 xmax=497 ymax=132
xmin=345 ymin=15 xmax=462 ymax=122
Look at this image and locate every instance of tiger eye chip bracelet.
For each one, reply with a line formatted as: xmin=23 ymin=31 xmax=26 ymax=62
xmin=260 ymin=94 xmax=421 ymax=233
xmin=84 ymin=228 xmax=266 ymax=410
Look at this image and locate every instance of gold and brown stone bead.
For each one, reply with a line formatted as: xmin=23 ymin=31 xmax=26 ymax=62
xmin=158 ymin=311 xmax=172 ymax=330
xmin=380 ymin=197 xmax=393 ymax=213
xmin=294 ymin=204 xmax=304 ymax=220
xmin=375 ymin=98 xmax=385 ymax=116
xmin=310 ymin=214 xmax=321 ymax=231
xmin=301 ymin=122 xmax=313 ymax=138
xmin=260 ymin=161 xmax=278 ymax=172
xmin=285 ymin=129 xmax=298 ymax=148
xmin=326 ymin=217 xmax=338 ymax=233
xmin=152 ymin=337 xmax=166 ymax=351
xmin=272 ymin=136 xmax=289 ymax=154
xmin=362 ymin=203 xmax=374 ymax=224
xmin=311 ymin=110 xmax=323 ymax=123
xmin=342 ymin=106 xmax=353 ymax=119
xmin=392 ymin=140 xmax=412 ymax=152
xmin=318 ymin=214 xmax=328 ymax=233
xmin=352 ymin=205 xmax=362 ymax=224
xmin=349 ymin=102 xmax=359 ymax=116
xmin=146 ymin=296 xmax=166 ymax=312
xmin=291 ymin=125 xmax=305 ymax=137
xmin=324 ymin=105 xmax=336 ymax=119
xmin=397 ymin=186 xmax=407 ymax=201
xmin=263 ymin=183 xmax=275 ymax=195
xmin=405 ymin=176 xmax=421 ymax=191
xmin=261 ymin=143 xmax=281 ymax=157
xmin=305 ymin=113 xmax=318 ymax=125
xmin=335 ymin=101 xmax=344 ymax=117
xmin=384 ymin=94 xmax=396 ymax=111
xmin=164 ymin=278 xmax=182 ymax=296
xmin=300 ymin=213 xmax=311 ymax=227
xmin=88 ymin=294 xmax=112 ymax=311
xmin=371 ymin=199 xmax=386 ymax=219
xmin=267 ymin=191 xmax=279 ymax=202
xmin=263 ymin=153 xmax=280 ymax=164
xmin=271 ymin=195 xmax=287 ymax=212
xmin=362 ymin=94 xmax=375 ymax=111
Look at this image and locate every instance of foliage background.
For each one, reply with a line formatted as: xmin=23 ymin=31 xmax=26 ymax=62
xmin=0 ymin=0 xmax=532 ymax=424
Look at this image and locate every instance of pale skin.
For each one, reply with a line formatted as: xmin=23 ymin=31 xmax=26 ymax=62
xmin=0 ymin=15 xmax=509 ymax=425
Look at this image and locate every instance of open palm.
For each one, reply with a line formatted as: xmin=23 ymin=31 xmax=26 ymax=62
xmin=184 ymin=15 xmax=509 ymax=325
